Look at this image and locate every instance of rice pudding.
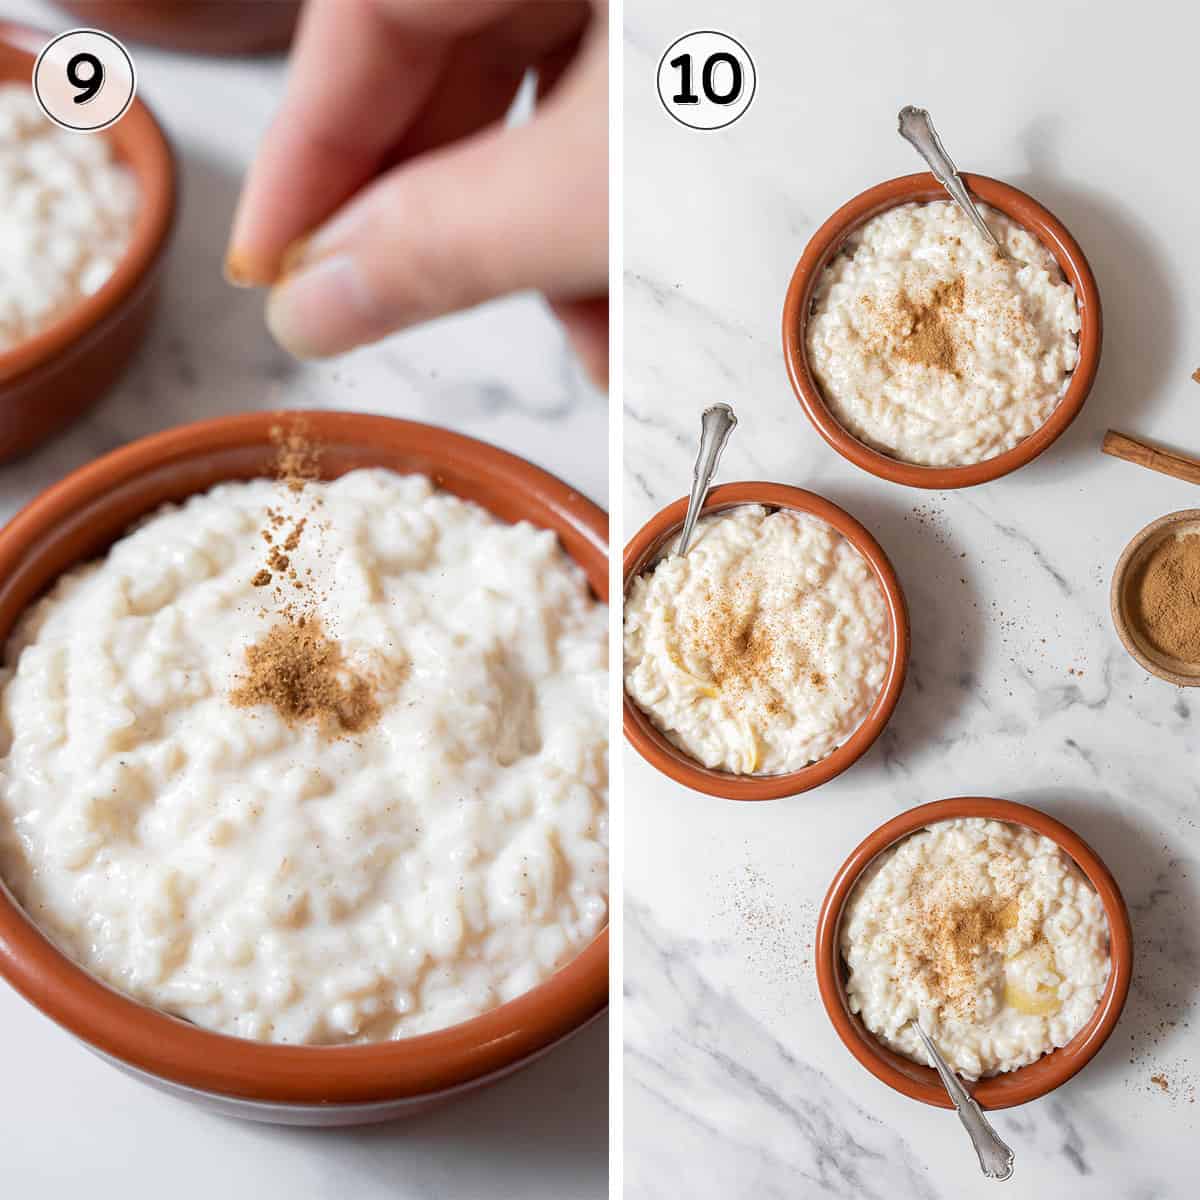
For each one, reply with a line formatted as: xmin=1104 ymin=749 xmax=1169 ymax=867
xmin=0 ymin=467 xmax=608 ymax=1044
xmin=840 ymin=818 xmax=1110 ymax=1079
xmin=0 ymin=84 xmax=138 ymax=353
xmin=623 ymin=505 xmax=890 ymax=774
xmin=806 ymin=200 xmax=1080 ymax=467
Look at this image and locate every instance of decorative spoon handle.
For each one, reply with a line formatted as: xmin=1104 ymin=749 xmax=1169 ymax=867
xmin=897 ymin=106 xmax=1004 ymax=255
xmin=913 ymin=1023 xmax=1015 ymax=1182
xmin=676 ymin=404 xmax=737 ymax=557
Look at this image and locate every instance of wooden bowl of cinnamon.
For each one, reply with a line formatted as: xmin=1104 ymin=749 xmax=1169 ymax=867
xmin=1111 ymin=509 xmax=1200 ymax=686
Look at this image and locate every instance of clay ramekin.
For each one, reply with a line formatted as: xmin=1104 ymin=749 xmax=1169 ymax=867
xmin=1111 ymin=508 xmax=1200 ymax=687
xmin=0 ymin=22 xmax=176 ymax=462
xmin=817 ymin=797 xmax=1132 ymax=1109
xmin=0 ymin=411 xmax=608 ymax=1126
xmin=783 ymin=172 xmax=1103 ymax=489
xmin=54 ymin=1 xmax=301 ymax=55
xmin=622 ymin=482 xmax=909 ymax=800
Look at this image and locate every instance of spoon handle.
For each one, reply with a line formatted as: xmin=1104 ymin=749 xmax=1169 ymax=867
xmin=913 ymin=1024 xmax=1015 ymax=1182
xmin=676 ymin=404 xmax=737 ymax=557
xmin=897 ymin=106 xmax=1003 ymax=254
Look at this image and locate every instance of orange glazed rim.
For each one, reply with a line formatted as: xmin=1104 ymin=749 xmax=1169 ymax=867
xmin=0 ymin=411 xmax=608 ymax=1105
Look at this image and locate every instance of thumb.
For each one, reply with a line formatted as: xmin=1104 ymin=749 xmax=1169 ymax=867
xmin=264 ymin=38 xmax=606 ymax=359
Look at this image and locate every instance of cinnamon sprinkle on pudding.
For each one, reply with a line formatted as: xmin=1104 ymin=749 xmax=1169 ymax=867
xmin=623 ymin=504 xmax=890 ymax=774
xmin=807 ymin=201 xmax=1080 ymax=467
xmin=841 ymin=818 xmax=1110 ymax=1079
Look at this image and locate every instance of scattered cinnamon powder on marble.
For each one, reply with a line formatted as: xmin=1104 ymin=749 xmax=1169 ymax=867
xmin=1129 ymin=532 xmax=1200 ymax=664
xmin=1151 ymin=1073 xmax=1170 ymax=1092
xmin=1192 ymin=369 xmax=1200 ymax=385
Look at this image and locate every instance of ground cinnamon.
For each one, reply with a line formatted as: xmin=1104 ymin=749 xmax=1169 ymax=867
xmin=1129 ymin=532 xmax=1200 ymax=664
xmin=230 ymin=419 xmax=382 ymax=736
xmin=681 ymin=574 xmax=824 ymax=712
xmin=231 ymin=613 xmax=378 ymax=734
xmin=860 ymin=276 xmax=966 ymax=375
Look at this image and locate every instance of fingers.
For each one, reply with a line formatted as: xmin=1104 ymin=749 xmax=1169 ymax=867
xmin=226 ymin=0 xmax=587 ymax=288
xmin=225 ymin=0 xmax=450 ymax=286
xmin=264 ymin=19 xmax=607 ymax=359
xmin=382 ymin=2 xmax=589 ymax=162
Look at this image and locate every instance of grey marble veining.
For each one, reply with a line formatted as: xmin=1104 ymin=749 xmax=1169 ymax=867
xmin=1 ymin=3 xmax=606 ymax=1198
xmin=624 ymin=1 xmax=1200 ymax=1196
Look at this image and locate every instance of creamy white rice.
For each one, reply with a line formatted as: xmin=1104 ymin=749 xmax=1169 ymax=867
xmin=623 ymin=505 xmax=890 ymax=775
xmin=0 ymin=84 xmax=138 ymax=354
xmin=806 ymin=200 xmax=1080 ymax=467
xmin=0 ymin=469 xmax=608 ymax=1044
xmin=841 ymin=818 xmax=1110 ymax=1078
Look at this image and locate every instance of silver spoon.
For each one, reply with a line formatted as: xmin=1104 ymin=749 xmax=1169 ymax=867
xmin=911 ymin=1021 xmax=1015 ymax=1182
xmin=675 ymin=404 xmax=737 ymax=557
xmin=897 ymin=106 xmax=1008 ymax=259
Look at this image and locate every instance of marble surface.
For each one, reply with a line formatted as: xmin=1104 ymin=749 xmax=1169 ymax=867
xmin=0 ymin=2 xmax=607 ymax=1197
xmin=624 ymin=1 xmax=1199 ymax=1196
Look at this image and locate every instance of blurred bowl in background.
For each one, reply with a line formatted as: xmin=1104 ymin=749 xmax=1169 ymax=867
xmin=0 ymin=21 xmax=176 ymax=462
xmin=54 ymin=1 xmax=301 ymax=56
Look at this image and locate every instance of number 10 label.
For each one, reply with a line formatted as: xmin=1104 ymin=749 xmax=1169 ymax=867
xmin=657 ymin=31 xmax=756 ymax=131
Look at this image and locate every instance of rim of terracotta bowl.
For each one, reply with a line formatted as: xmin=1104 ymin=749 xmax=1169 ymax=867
xmin=0 ymin=21 xmax=177 ymax=387
xmin=782 ymin=172 xmax=1103 ymax=489
xmin=1110 ymin=508 xmax=1200 ymax=687
xmin=816 ymin=797 xmax=1133 ymax=1109
xmin=622 ymin=482 xmax=909 ymax=800
xmin=0 ymin=410 xmax=608 ymax=1106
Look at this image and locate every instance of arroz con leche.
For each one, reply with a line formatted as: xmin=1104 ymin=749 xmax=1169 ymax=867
xmin=806 ymin=200 xmax=1080 ymax=467
xmin=623 ymin=505 xmax=890 ymax=775
xmin=0 ymin=468 xmax=608 ymax=1045
xmin=0 ymin=84 xmax=138 ymax=354
xmin=840 ymin=818 xmax=1110 ymax=1079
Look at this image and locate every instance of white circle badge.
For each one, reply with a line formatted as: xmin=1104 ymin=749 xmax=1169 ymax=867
xmin=656 ymin=30 xmax=756 ymax=131
xmin=33 ymin=29 xmax=136 ymax=132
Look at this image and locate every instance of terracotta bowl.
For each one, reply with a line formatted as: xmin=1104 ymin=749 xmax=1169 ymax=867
xmin=0 ymin=411 xmax=608 ymax=1126
xmin=816 ymin=797 xmax=1132 ymax=1109
xmin=782 ymin=172 xmax=1103 ymax=489
xmin=54 ymin=1 xmax=300 ymax=55
xmin=1111 ymin=508 xmax=1200 ymax=687
xmin=622 ymin=482 xmax=909 ymax=800
xmin=0 ymin=22 xmax=176 ymax=462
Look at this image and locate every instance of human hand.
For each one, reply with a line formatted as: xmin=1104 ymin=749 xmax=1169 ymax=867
xmin=225 ymin=0 xmax=608 ymax=385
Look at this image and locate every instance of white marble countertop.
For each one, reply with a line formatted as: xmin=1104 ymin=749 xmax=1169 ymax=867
xmin=624 ymin=1 xmax=1199 ymax=1196
xmin=0 ymin=3 xmax=607 ymax=1197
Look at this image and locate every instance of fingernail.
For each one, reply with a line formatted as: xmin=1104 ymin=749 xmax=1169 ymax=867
xmin=265 ymin=254 xmax=379 ymax=359
xmin=224 ymin=247 xmax=262 ymax=288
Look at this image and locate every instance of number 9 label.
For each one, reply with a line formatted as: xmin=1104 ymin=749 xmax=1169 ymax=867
xmin=657 ymin=31 xmax=756 ymax=131
xmin=33 ymin=29 xmax=136 ymax=132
